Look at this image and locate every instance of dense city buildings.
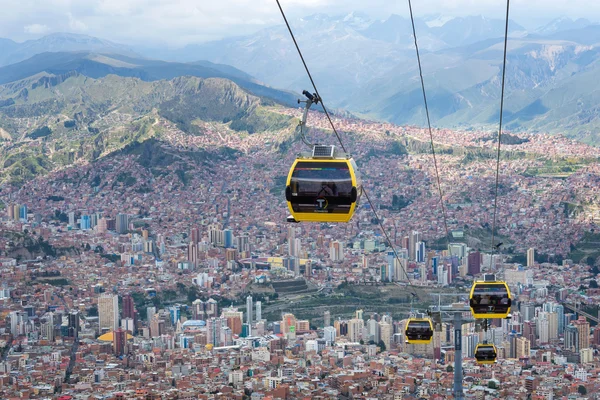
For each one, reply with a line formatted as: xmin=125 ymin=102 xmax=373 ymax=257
xmin=0 ymin=108 xmax=599 ymax=398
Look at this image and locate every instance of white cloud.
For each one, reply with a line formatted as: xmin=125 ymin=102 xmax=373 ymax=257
xmin=68 ymin=12 xmax=88 ymax=31
xmin=23 ymin=23 xmax=50 ymax=34
xmin=1 ymin=0 xmax=599 ymax=46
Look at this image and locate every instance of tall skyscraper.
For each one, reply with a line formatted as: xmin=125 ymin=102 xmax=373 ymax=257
xmin=527 ymin=248 xmax=535 ymax=267
xmin=379 ymin=321 xmax=392 ymax=350
xmin=68 ymin=311 xmax=80 ymax=338
xmin=515 ymin=336 xmax=531 ymax=358
xmin=467 ymin=252 xmax=481 ymax=276
xmin=190 ymin=227 xmax=201 ymax=244
xmin=41 ymin=312 xmax=55 ymax=341
xmin=222 ymin=307 xmax=244 ymax=335
xmin=409 ymin=231 xmax=420 ymax=260
xmin=552 ymin=304 xmax=565 ymax=335
xmin=324 ymin=326 xmax=336 ymax=343
xmin=323 ymin=310 xmax=331 ymax=327
xmin=146 ymin=306 xmax=156 ymax=322
xmin=223 ymin=229 xmax=234 ymax=248
xmin=116 ymin=213 xmax=129 ymax=234
xmin=415 ymin=241 xmax=426 ymax=263
xmin=574 ymin=316 xmax=590 ymax=350
xmin=522 ymin=303 xmax=536 ymax=322
xmin=113 ymin=328 xmax=126 ymax=356
xmin=348 ymin=318 xmax=364 ymax=342
xmin=255 ymin=301 xmax=262 ymax=322
xmin=207 ymin=317 xmax=224 ymax=347
xmin=122 ymin=294 xmax=135 ymax=320
xmin=329 ymin=241 xmax=344 ymax=262
xmin=188 ymin=242 xmax=198 ymax=267
xmin=387 ymin=250 xmax=395 ymax=282
xmin=565 ymin=324 xmax=579 ymax=352
xmin=98 ymin=294 xmax=119 ymax=332
xmin=237 ymin=234 xmax=250 ymax=253
xmin=246 ymin=295 xmax=253 ymax=325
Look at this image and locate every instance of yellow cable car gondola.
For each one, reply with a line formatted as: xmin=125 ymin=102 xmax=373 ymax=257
xmin=469 ymin=275 xmax=512 ymax=319
xmin=285 ymin=145 xmax=361 ymax=223
xmin=474 ymin=343 xmax=497 ymax=364
xmin=405 ymin=318 xmax=434 ymax=344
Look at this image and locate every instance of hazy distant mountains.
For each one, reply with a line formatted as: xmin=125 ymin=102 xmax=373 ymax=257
xmin=1 ymin=13 xmax=600 ymax=143
xmin=149 ymin=13 xmax=600 ymax=143
xmin=0 ymin=33 xmax=139 ymax=67
xmin=0 ymin=52 xmax=296 ymax=107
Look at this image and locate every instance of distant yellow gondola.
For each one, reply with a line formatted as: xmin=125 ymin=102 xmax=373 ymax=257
xmin=469 ymin=276 xmax=512 ymax=319
xmin=405 ymin=318 xmax=434 ymax=344
xmin=474 ymin=343 xmax=497 ymax=364
xmin=285 ymin=145 xmax=361 ymax=223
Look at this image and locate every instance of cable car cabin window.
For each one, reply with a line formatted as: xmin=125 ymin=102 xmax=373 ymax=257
xmin=290 ymin=161 xmax=354 ymax=214
xmin=475 ymin=346 xmax=497 ymax=362
xmin=407 ymin=320 xmax=432 ymax=332
xmin=471 ymin=283 xmax=511 ymax=315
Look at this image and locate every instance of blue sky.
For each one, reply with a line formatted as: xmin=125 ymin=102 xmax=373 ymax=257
xmin=0 ymin=0 xmax=597 ymax=46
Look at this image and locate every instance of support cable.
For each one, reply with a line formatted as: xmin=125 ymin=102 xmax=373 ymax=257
xmin=275 ymin=0 xmax=420 ymax=298
xmin=490 ymin=0 xmax=511 ymax=265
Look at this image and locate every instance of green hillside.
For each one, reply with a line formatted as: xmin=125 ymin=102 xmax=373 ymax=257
xmin=0 ymin=73 xmax=296 ymax=184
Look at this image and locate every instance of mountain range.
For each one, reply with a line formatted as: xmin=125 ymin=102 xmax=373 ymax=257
xmin=150 ymin=13 xmax=600 ymax=144
xmin=1 ymin=13 xmax=600 ymax=144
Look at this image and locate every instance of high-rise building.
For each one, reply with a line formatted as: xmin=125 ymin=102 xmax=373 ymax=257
xmin=113 ymin=328 xmax=127 ymax=356
xmin=527 ymin=248 xmax=535 ymax=267
xmin=348 ymin=318 xmax=364 ymax=342
xmin=188 ymin=242 xmax=198 ymax=267
xmin=324 ymin=326 xmax=336 ymax=344
xmin=329 ymin=241 xmax=344 ymax=262
xmin=246 ymin=295 xmax=253 ymax=325
xmin=415 ymin=241 xmax=426 ymax=263
xmin=223 ymin=229 xmax=234 ymax=248
xmin=41 ymin=312 xmax=55 ymax=341
xmin=574 ymin=316 xmax=590 ymax=350
xmin=448 ymin=243 xmax=466 ymax=259
xmin=98 ymin=294 xmax=119 ymax=332
xmin=323 ymin=310 xmax=331 ymax=327
xmin=409 ymin=231 xmax=420 ymax=260
xmin=547 ymin=312 xmax=558 ymax=340
xmin=379 ymin=321 xmax=392 ymax=350
xmin=80 ymin=215 xmax=91 ymax=230
xmin=394 ymin=258 xmax=409 ymax=282
xmin=467 ymin=252 xmax=481 ymax=276
xmin=121 ymin=317 xmax=135 ymax=334
xmin=169 ymin=306 xmax=181 ymax=325
xmin=366 ymin=318 xmax=380 ymax=343
xmin=255 ymin=301 xmax=262 ymax=322
xmin=386 ymin=250 xmax=395 ymax=282
xmin=516 ymin=336 xmax=531 ymax=358
xmin=222 ymin=307 xmax=243 ymax=335
xmin=97 ymin=217 xmax=108 ymax=233
xmin=146 ymin=306 xmax=156 ymax=322
xmin=122 ymin=294 xmax=135 ymax=320
xmin=190 ymin=227 xmax=201 ymax=244
xmin=282 ymin=313 xmax=297 ymax=335
xmin=68 ymin=311 xmax=80 ymax=338
xmin=116 ymin=213 xmax=129 ymax=234
xmin=565 ymin=324 xmax=579 ymax=352
xmin=552 ymin=304 xmax=565 ymax=335
xmin=522 ymin=303 xmax=536 ymax=322
xmin=207 ymin=317 xmax=224 ymax=347
xmin=237 ymin=234 xmax=250 ymax=253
